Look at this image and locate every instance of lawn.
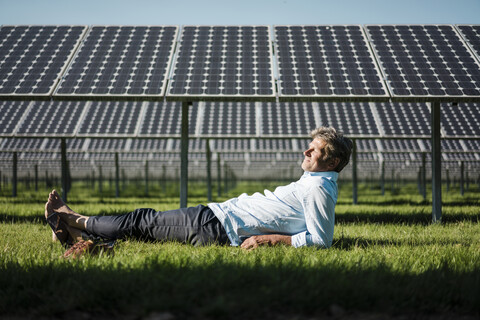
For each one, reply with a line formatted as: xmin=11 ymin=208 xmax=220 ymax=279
xmin=0 ymin=180 xmax=479 ymax=319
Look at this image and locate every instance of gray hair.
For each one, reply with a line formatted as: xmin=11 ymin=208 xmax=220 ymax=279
xmin=310 ymin=127 xmax=353 ymax=172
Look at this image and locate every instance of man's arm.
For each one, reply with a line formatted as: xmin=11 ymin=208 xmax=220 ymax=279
xmin=240 ymin=234 xmax=291 ymax=251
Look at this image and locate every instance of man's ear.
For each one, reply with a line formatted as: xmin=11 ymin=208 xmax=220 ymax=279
xmin=328 ymin=158 xmax=340 ymax=170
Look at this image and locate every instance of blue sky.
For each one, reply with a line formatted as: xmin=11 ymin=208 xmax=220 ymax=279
xmin=0 ymin=0 xmax=479 ymax=26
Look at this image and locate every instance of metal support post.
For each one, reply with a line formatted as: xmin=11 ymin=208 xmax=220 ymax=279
xmin=60 ymin=138 xmax=68 ymax=202
xmin=352 ymin=139 xmax=358 ymax=204
xmin=421 ymin=152 xmax=426 ymax=201
xmin=115 ymin=153 xmax=120 ymax=198
xmin=34 ymin=164 xmax=38 ymax=192
xmin=431 ymin=102 xmax=442 ymax=222
xmin=99 ymin=165 xmax=103 ymax=194
xmin=12 ymin=152 xmax=17 ymax=197
xmin=446 ymin=168 xmax=450 ymax=193
xmin=460 ymin=161 xmax=464 ymax=196
xmin=380 ymin=159 xmax=385 ymax=196
xmin=217 ymin=154 xmax=222 ymax=197
xmin=206 ymin=139 xmax=212 ymax=202
xmin=145 ymin=160 xmax=149 ymax=197
xmin=180 ymin=101 xmax=190 ymax=208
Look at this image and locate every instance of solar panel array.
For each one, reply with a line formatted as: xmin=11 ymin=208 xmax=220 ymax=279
xmin=365 ymin=25 xmax=480 ymax=101
xmin=0 ymin=26 xmax=87 ymax=97
xmin=55 ymin=26 xmax=177 ymax=98
xmin=1 ymin=100 xmax=479 ymax=139
xmin=0 ymin=24 xmax=479 ymax=102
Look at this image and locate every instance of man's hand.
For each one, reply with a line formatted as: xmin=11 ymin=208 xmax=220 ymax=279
xmin=240 ymin=234 xmax=292 ymax=251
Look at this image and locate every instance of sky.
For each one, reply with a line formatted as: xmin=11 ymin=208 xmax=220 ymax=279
xmin=0 ymin=0 xmax=479 ymax=26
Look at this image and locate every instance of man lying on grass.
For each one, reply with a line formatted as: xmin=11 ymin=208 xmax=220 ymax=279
xmin=45 ymin=127 xmax=353 ymax=257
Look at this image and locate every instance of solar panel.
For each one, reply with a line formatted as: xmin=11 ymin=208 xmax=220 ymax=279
xmin=381 ymin=139 xmax=422 ymax=152
xmin=274 ymin=25 xmax=389 ymax=101
xmin=356 ymin=139 xmax=379 ymax=152
xmin=441 ymin=103 xmax=480 ymax=137
xmin=212 ymin=139 xmax=252 ymax=151
xmin=255 ymin=139 xmax=300 ymax=152
xmin=365 ymin=25 xmax=480 ymax=101
xmin=130 ymin=138 xmax=170 ymax=151
xmin=0 ymin=138 xmax=45 ymax=151
xmin=0 ymin=100 xmax=30 ymax=135
xmin=373 ymin=103 xmax=430 ymax=137
xmin=16 ymin=101 xmax=86 ymax=137
xmin=138 ymin=101 xmax=197 ymax=137
xmin=456 ymin=25 xmax=480 ymax=62
xmin=85 ymin=139 xmax=128 ymax=151
xmin=167 ymin=26 xmax=275 ymax=101
xmin=198 ymin=102 xmax=257 ymax=136
xmin=262 ymin=102 xmax=317 ymax=136
xmin=76 ymin=101 xmax=142 ymax=136
xmin=0 ymin=25 xmax=87 ymax=97
xmin=54 ymin=26 xmax=177 ymax=98
xmin=318 ymin=102 xmax=379 ymax=136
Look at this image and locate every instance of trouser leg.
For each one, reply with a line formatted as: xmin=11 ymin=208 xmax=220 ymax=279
xmin=84 ymin=205 xmax=229 ymax=246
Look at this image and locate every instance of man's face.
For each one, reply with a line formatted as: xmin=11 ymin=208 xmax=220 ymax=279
xmin=301 ymin=138 xmax=337 ymax=172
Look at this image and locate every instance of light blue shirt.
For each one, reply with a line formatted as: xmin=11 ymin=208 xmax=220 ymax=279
xmin=208 ymin=171 xmax=338 ymax=248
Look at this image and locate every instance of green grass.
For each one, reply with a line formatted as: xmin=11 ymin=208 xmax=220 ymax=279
xmin=0 ymin=181 xmax=479 ymax=319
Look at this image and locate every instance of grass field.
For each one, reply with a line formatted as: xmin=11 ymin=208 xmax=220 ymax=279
xmin=1 ymin=180 xmax=479 ymax=319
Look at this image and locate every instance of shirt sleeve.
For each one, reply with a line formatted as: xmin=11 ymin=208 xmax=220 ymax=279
xmin=291 ymin=182 xmax=336 ymax=248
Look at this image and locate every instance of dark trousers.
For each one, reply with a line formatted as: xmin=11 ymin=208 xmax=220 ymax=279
xmin=84 ymin=205 xmax=229 ymax=246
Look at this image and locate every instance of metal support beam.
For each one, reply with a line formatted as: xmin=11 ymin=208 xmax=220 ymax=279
xmin=180 ymin=101 xmax=190 ymax=208
xmin=352 ymin=139 xmax=358 ymax=204
xmin=431 ymin=102 xmax=442 ymax=223
xmin=12 ymin=152 xmax=17 ymax=197
xmin=206 ymin=139 xmax=212 ymax=202
xmin=61 ymin=138 xmax=68 ymax=202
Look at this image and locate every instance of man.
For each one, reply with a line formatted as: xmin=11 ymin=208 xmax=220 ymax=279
xmin=45 ymin=127 xmax=352 ymax=256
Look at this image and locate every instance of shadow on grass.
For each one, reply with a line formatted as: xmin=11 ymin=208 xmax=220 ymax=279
xmin=336 ymin=211 xmax=480 ymax=225
xmin=332 ymin=235 xmax=467 ymax=249
xmin=0 ymin=260 xmax=478 ymax=319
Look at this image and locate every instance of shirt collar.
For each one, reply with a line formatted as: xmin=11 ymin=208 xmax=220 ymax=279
xmin=302 ymin=171 xmax=338 ymax=181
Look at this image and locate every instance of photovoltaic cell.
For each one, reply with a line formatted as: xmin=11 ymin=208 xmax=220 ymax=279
xmin=274 ymin=25 xmax=388 ymax=101
xmin=0 ymin=100 xmax=30 ymax=135
xmin=130 ymin=139 xmax=169 ymax=151
xmin=16 ymin=101 xmax=86 ymax=136
xmin=456 ymin=25 xmax=480 ymax=62
xmin=374 ymin=103 xmax=430 ymax=136
xmin=441 ymin=103 xmax=480 ymax=136
xmin=262 ymin=103 xmax=317 ymax=135
xmin=167 ymin=26 xmax=275 ymax=100
xmin=55 ymin=26 xmax=177 ymax=98
xmin=318 ymin=102 xmax=379 ymax=135
xmin=365 ymin=25 xmax=480 ymax=100
xmin=77 ymin=101 xmax=142 ymax=136
xmin=0 ymin=26 xmax=87 ymax=96
xmin=212 ymin=139 xmax=252 ymax=151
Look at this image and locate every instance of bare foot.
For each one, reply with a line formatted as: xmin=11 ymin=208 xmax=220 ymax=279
xmin=48 ymin=190 xmax=89 ymax=230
